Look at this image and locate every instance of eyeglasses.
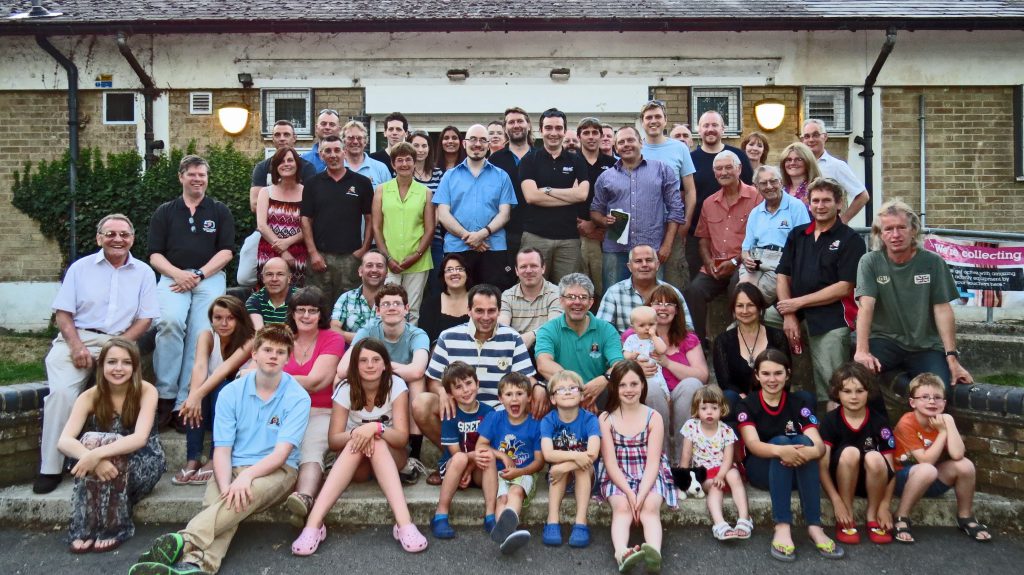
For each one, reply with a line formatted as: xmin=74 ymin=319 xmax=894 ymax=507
xmin=801 ymin=131 xmax=824 ymax=140
xmin=378 ymin=301 xmax=405 ymax=309
xmin=651 ymin=301 xmax=677 ymax=308
xmin=553 ymin=385 xmax=581 ymax=396
xmin=294 ymin=307 xmax=320 ymax=316
xmin=465 ymin=137 xmax=488 ymax=144
xmin=319 ymin=109 xmax=339 ymax=117
xmin=756 ymin=178 xmax=783 ymax=188
xmin=561 ymin=294 xmax=591 ymax=302
xmin=912 ymin=395 xmax=946 ymax=403
xmin=783 ymin=157 xmax=805 ymax=164
xmin=444 ymin=266 xmax=465 ymax=274
xmin=100 ymin=231 xmax=133 ymax=239
xmin=345 ymin=135 xmax=366 ymax=142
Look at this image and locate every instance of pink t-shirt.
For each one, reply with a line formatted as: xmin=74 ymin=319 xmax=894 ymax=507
xmin=621 ymin=329 xmax=702 ymax=391
xmin=284 ymin=329 xmax=345 ymax=409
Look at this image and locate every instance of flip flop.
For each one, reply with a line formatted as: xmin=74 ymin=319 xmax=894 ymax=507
xmin=170 ymin=468 xmax=196 ymax=486
xmin=69 ymin=539 xmax=94 ymax=554
xmin=770 ymin=541 xmax=796 ymax=562
xmin=617 ymin=545 xmax=644 ymax=572
xmin=867 ymin=521 xmax=893 ymax=544
xmin=93 ymin=538 xmax=123 ymax=553
xmin=189 ymin=467 xmax=214 ymax=485
xmin=815 ymin=538 xmax=846 ymax=559
xmin=640 ymin=542 xmax=662 ymax=572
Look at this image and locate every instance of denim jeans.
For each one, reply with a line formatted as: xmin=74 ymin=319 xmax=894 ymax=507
xmin=602 ymin=251 xmax=630 ymax=293
xmin=153 ymin=272 xmax=226 ymax=407
xmin=184 ymin=381 xmax=225 ymax=462
xmin=868 ymin=337 xmax=952 ymax=413
xmin=745 ymin=434 xmax=822 ymax=526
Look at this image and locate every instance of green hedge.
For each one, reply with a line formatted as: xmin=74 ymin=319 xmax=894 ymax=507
xmin=12 ymin=142 xmax=258 ymax=282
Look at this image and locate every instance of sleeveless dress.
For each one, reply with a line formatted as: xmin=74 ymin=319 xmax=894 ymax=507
xmin=68 ymin=413 xmax=166 ymax=544
xmin=257 ymin=194 xmax=307 ymax=286
xmin=595 ymin=407 xmax=678 ymax=508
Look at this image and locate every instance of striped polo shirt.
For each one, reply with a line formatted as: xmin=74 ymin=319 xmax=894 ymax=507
xmin=426 ymin=322 xmax=536 ymax=407
xmin=245 ymin=286 xmax=296 ymax=325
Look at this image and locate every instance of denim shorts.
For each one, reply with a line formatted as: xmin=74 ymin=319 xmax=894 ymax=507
xmin=894 ymin=464 xmax=952 ymax=498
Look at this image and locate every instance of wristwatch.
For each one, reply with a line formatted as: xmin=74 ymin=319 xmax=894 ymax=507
xmin=543 ymin=186 xmax=553 ymax=195
xmin=191 ymin=268 xmax=205 ymax=280
xmin=945 ymin=350 xmax=960 ymax=359
xmin=730 ymin=258 xmax=739 ymax=267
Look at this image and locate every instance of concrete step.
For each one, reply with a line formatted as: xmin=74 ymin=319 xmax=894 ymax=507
xmin=3 ymin=471 xmax=1020 ymax=532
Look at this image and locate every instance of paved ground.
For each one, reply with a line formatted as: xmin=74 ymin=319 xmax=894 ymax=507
xmin=2 ymin=522 xmax=1020 ymax=574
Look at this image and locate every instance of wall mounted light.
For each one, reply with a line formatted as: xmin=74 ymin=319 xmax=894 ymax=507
xmin=550 ymin=68 xmax=571 ymax=81
xmin=218 ymin=102 xmax=249 ymax=135
xmin=754 ymin=99 xmax=786 ymax=131
xmin=446 ymin=69 xmax=469 ymax=82
xmin=237 ymin=73 xmax=253 ymax=89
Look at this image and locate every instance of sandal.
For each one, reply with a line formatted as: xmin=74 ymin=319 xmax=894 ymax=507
xmin=770 ymin=541 xmax=796 ymax=562
xmin=392 ymin=523 xmax=428 ymax=553
xmin=867 ymin=521 xmax=893 ymax=544
xmin=893 ymin=515 xmax=915 ymax=544
xmin=93 ymin=538 xmax=123 ymax=553
xmin=956 ymin=516 xmax=993 ymax=542
xmin=616 ymin=545 xmax=644 ymax=573
xmin=69 ymin=539 xmax=94 ymax=554
xmin=189 ymin=467 xmax=214 ymax=485
xmin=640 ymin=542 xmax=662 ymax=572
xmin=836 ymin=523 xmax=860 ymax=545
xmin=712 ymin=522 xmax=737 ymax=541
xmin=815 ymin=538 xmax=846 ymax=559
xmin=291 ymin=525 xmax=326 ymax=556
xmin=286 ymin=492 xmax=314 ymax=527
xmin=426 ymin=470 xmax=443 ymax=486
xmin=734 ymin=517 xmax=753 ymax=540
xmin=171 ymin=468 xmax=196 ymax=486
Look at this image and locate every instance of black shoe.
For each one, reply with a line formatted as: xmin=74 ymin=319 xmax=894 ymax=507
xmin=32 ymin=473 xmax=62 ymax=494
xmin=156 ymin=399 xmax=175 ymax=429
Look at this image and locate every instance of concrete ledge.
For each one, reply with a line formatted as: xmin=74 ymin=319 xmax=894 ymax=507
xmin=2 ymin=471 xmax=1020 ymax=532
xmin=0 ymin=382 xmax=47 ymax=413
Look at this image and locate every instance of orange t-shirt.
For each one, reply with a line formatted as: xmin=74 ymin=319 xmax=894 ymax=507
xmin=893 ymin=411 xmax=940 ymax=471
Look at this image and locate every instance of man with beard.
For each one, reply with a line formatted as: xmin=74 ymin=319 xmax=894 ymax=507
xmin=489 ymin=107 xmax=536 ymax=266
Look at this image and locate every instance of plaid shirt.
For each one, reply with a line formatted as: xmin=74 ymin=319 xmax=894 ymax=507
xmin=500 ymin=280 xmax=562 ymax=337
xmin=596 ymin=279 xmax=693 ymax=333
xmin=331 ymin=287 xmax=375 ymax=333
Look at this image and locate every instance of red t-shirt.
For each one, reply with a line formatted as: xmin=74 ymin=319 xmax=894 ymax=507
xmin=284 ymin=329 xmax=345 ymax=409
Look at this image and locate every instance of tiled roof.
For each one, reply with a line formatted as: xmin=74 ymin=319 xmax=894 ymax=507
xmin=3 ymin=0 xmax=1024 ymax=33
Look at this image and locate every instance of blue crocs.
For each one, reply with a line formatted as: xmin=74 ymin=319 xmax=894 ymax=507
xmin=568 ymin=523 xmax=591 ymax=548
xmin=483 ymin=514 xmax=496 ymax=534
xmin=542 ymin=523 xmax=563 ymax=546
xmin=431 ymin=515 xmax=456 ymax=539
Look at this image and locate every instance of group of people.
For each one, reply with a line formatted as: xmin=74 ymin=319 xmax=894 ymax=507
xmin=34 ymin=100 xmax=991 ymax=575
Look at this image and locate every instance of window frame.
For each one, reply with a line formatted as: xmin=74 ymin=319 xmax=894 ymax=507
xmin=690 ymin=87 xmax=743 ymax=136
xmin=803 ymin=87 xmax=852 ymax=135
xmin=102 ymin=91 xmax=137 ymax=125
xmin=260 ymin=88 xmax=313 ymax=138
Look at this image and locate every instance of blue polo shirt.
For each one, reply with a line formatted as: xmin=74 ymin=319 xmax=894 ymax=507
xmin=742 ymin=193 xmax=811 ymax=252
xmin=301 ymin=143 xmax=325 ymax=173
xmin=433 ymin=160 xmax=517 ymax=253
xmin=534 ymin=312 xmax=624 ymax=382
xmin=347 ymin=153 xmax=392 ymax=188
xmin=214 ymin=371 xmax=311 ymax=469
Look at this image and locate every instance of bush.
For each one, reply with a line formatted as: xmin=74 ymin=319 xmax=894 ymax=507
xmin=13 ymin=142 xmax=258 ymax=283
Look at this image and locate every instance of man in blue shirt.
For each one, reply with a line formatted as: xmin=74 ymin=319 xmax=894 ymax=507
xmin=740 ymin=166 xmax=810 ymax=304
xmin=434 ymin=124 xmax=518 ymax=290
xmin=340 ymin=120 xmax=392 ymax=188
xmin=300 ymin=109 xmax=341 ymax=173
xmin=131 ymin=325 xmax=311 ymax=575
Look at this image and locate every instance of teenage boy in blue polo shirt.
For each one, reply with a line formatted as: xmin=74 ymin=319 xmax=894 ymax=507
xmin=130 ymin=324 xmax=311 ymax=575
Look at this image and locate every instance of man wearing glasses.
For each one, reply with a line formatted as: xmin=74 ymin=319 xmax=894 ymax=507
xmin=33 ymin=213 xmax=159 ymax=494
xmin=535 ymin=273 xmax=624 ymax=412
xmin=301 ymin=108 xmax=341 ymax=173
xmin=855 ymin=199 xmax=972 ymax=412
xmin=739 ymin=165 xmax=810 ymax=304
xmin=148 ymin=154 xmax=236 ymax=430
xmin=434 ymin=124 xmax=517 ymax=290
xmin=801 ymin=119 xmax=870 ymax=223
xmin=340 ymin=119 xmax=392 ymax=188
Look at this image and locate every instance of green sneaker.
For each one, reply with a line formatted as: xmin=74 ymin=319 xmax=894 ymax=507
xmin=128 ymin=561 xmax=208 ymax=575
xmin=137 ymin=533 xmax=185 ymax=566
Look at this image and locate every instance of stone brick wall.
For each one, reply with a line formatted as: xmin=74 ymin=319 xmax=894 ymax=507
xmin=882 ymin=86 xmax=1024 ymax=232
xmin=956 ymin=411 xmax=1024 ymax=495
xmin=0 ymin=382 xmax=47 ymax=487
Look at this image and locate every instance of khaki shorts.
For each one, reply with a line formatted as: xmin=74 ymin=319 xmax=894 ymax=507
xmin=498 ymin=471 xmax=539 ymax=507
xmin=299 ymin=407 xmax=333 ymax=467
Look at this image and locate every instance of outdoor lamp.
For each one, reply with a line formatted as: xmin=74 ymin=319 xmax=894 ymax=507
xmin=754 ymin=99 xmax=785 ymax=131
xmin=218 ymin=103 xmax=249 ymax=135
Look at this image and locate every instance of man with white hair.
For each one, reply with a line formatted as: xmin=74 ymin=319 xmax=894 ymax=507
xmin=739 ymin=165 xmax=811 ymax=304
xmin=800 ymin=118 xmax=871 ymax=222
xmin=683 ymin=150 xmax=760 ymax=341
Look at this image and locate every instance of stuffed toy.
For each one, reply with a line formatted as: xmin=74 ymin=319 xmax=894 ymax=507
xmin=670 ymin=467 xmax=707 ymax=500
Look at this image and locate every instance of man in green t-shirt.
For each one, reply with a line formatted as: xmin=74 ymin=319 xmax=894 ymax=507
xmin=854 ymin=200 xmax=973 ymax=400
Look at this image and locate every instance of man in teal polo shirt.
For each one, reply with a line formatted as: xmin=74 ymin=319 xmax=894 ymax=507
xmin=535 ymin=273 xmax=624 ymax=412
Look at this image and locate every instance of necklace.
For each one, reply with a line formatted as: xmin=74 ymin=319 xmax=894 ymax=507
xmin=738 ymin=324 xmax=761 ymax=368
xmin=296 ymin=334 xmax=317 ymax=362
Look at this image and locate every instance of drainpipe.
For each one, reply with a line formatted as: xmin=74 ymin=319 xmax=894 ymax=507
xmin=856 ymin=28 xmax=896 ymax=227
xmin=35 ymin=36 xmax=79 ymax=262
xmin=116 ymin=32 xmax=159 ymax=169
xmin=919 ymin=94 xmax=927 ymax=227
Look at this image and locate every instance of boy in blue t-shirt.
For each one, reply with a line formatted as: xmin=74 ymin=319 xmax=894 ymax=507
xmin=476 ymin=372 xmax=544 ymax=555
xmin=131 ymin=325 xmax=311 ymax=575
xmin=539 ymin=370 xmax=601 ymax=548
xmin=431 ymin=361 xmax=497 ymax=539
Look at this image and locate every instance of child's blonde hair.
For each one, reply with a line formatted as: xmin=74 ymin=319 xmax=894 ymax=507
xmin=907 ymin=372 xmax=946 ymax=400
xmin=498 ymin=372 xmax=532 ymax=395
xmin=690 ymin=384 xmax=729 ymax=418
xmin=546 ymin=369 xmax=584 ymax=395
xmin=630 ymin=305 xmax=657 ymax=326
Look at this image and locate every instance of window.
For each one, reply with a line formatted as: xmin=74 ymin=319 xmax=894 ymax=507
xmin=189 ymin=92 xmax=213 ymax=115
xmin=103 ymin=92 xmax=136 ymax=124
xmin=804 ymin=87 xmax=851 ymax=134
xmin=691 ymin=87 xmax=742 ymax=135
xmin=261 ymin=89 xmax=312 ymax=137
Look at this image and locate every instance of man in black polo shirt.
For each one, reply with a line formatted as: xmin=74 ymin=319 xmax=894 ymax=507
xmin=489 ymin=106 xmax=535 ymax=272
xmin=149 ymin=154 xmax=236 ymax=425
xmin=775 ymin=178 xmax=866 ymax=404
xmin=687 ymin=110 xmax=754 ymax=281
xmin=300 ymin=134 xmax=374 ymax=306
xmin=246 ymin=257 xmax=296 ymax=329
xmin=368 ymin=111 xmax=408 ymax=178
xmin=519 ymin=108 xmax=590 ymax=283
xmin=576 ymin=116 xmax=616 ymax=299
